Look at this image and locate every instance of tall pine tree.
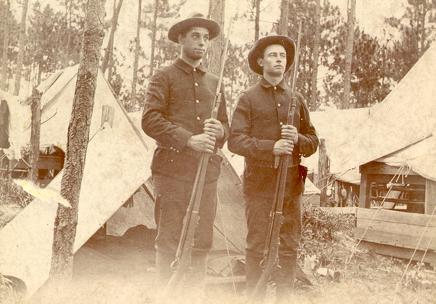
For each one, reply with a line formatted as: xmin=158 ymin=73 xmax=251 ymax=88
xmin=50 ymin=0 xmax=107 ymax=282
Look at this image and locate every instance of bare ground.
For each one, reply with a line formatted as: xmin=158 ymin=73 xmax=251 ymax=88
xmin=1 ymin=198 xmax=435 ymax=304
xmin=26 ymin=225 xmax=436 ymax=304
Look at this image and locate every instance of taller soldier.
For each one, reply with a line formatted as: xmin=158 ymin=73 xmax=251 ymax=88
xmin=141 ymin=13 xmax=229 ymax=292
xmin=228 ymin=35 xmax=318 ymax=302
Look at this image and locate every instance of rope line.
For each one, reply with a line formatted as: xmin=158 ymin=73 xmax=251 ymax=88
xmin=216 ymin=194 xmax=238 ymax=296
xmin=345 ymin=165 xmax=405 ymax=266
xmin=392 ymin=205 xmax=436 ymax=304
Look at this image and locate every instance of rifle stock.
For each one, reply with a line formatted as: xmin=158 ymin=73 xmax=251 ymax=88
xmin=162 ymin=154 xmax=209 ymax=296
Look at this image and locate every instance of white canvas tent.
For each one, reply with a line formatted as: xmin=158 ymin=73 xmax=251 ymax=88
xmin=302 ymin=108 xmax=369 ymax=187
xmin=341 ymin=43 xmax=436 ymax=178
xmin=303 ymin=108 xmax=369 ymax=175
xmin=303 ymin=43 xmax=436 ymax=186
xmin=0 ymin=66 xmax=153 ymax=296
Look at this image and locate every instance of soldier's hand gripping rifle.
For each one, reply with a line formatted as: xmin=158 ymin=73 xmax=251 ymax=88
xmin=161 ymin=20 xmax=233 ymax=298
xmin=249 ymin=21 xmax=303 ymax=303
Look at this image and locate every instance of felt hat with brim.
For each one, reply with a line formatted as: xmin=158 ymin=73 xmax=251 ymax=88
xmin=168 ymin=12 xmax=220 ymax=43
xmin=248 ymin=35 xmax=296 ymax=75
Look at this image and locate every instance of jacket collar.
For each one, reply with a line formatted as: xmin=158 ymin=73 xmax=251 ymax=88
xmin=175 ymin=57 xmax=207 ymax=74
xmin=259 ymin=77 xmax=287 ymax=90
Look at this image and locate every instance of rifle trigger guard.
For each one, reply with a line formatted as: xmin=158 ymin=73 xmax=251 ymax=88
xmin=170 ymin=259 xmax=179 ymax=270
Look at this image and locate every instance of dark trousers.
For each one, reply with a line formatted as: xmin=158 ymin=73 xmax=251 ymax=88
xmin=244 ymin=194 xmax=302 ymax=296
xmin=152 ymin=174 xmax=217 ymax=286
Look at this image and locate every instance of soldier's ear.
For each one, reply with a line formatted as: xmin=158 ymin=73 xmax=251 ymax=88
xmin=257 ymin=57 xmax=263 ymax=67
xmin=178 ymin=33 xmax=185 ymax=44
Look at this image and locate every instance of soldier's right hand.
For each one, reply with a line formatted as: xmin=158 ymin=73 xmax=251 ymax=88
xmin=187 ymin=133 xmax=216 ymax=153
xmin=273 ymin=139 xmax=294 ymax=155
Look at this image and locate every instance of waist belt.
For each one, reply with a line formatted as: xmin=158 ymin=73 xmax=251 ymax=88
xmin=156 ymin=144 xmax=217 ymax=158
xmin=246 ymin=157 xmax=300 ymax=168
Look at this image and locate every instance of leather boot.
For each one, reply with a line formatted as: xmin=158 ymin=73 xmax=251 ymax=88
xmin=245 ymin=255 xmax=266 ymax=302
xmin=274 ymin=254 xmax=297 ymax=304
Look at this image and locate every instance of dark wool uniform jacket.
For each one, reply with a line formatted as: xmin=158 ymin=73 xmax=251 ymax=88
xmin=142 ymin=58 xmax=229 ymax=183
xmin=228 ymin=78 xmax=319 ymax=198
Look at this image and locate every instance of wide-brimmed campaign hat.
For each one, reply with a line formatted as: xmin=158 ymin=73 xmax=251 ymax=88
xmin=248 ymin=35 xmax=296 ymax=75
xmin=168 ymin=12 xmax=220 ymax=43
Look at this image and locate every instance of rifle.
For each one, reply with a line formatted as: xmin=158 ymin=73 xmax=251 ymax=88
xmin=249 ymin=21 xmax=303 ymax=302
xmin=161 ymin=19 xmax=233 ymax=298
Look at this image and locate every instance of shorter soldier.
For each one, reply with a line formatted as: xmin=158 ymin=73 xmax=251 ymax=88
xmin=228 ymin=35 xmax=318 ymax=302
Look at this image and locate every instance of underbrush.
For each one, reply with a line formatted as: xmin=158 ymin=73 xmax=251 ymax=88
xmin=299 ymin=206 xmax=356 ymax=270
xmin=0 ymin=176 xmax=32 ymax=230
xmin=297 ymin=206 xmax=436 ymax=302
xmin=0 ymin=177 xmax=32 ymax=207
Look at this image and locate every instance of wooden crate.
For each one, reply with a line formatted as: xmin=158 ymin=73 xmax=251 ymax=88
xmin=354 ymin=208 xmax=436 ymax=266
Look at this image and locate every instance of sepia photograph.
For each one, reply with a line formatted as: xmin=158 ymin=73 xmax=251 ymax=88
xmin=0 ymin=0 xmax=435 ymax=303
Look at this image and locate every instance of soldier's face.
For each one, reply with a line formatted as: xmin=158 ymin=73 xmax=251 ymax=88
xmin=258 ymin=44 xmax=287 ymax=77
xmin=179 ymin=27 xmax=210 ymax=60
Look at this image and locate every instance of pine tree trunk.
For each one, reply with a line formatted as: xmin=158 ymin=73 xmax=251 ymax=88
xmin=418 ymin=2 xmax=427 ymax=56
xmin=278 ymin=0 xmax=291 ymax=83
xmin=317 ymin=139 xmax=329 ymax=206
xmin=63 ymin=0 xmax=72 ymax=67
xmin=149 ymin=0 xmax=159 ymax=77
xmin=14 ymin=0 xmax=29 ymax=96
xmin=342 ymin=0 xmax=355 ymax=109
xmin=254 ymin=0 xmax=260 ymax=41
xmin=49 ymin=0 xmax=106 ymax=282
xmin=310 ymin=0 xmax=321 ymax=110
xmin=207 ymin=0 xmax=225 ymax=75
xmin=131 ymin=0 xmax=142 ymax=108
xmin=1 ymin=0 xmax=9 ymax=91
xmin=101 ymin=0 xmax=124 ymax=75
xmin=249 ymin=0 xmax=261 ymax=85
xmin=30 ymin=88 xmax=42 ymax=183
xmin=278 ymin=0 xmax=288 ymax=35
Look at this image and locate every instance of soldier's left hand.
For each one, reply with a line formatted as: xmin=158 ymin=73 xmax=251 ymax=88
xmin=281 ymin=124 xmax=298 ymax=143
xmin=203 ymin=118 xmax=224 ymax=139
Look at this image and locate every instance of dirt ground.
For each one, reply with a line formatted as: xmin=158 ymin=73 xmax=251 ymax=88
xmin=24 ymin=225 xmax=436 ymax=304
xmin=1 ymin=196 xmax=435 ymax=304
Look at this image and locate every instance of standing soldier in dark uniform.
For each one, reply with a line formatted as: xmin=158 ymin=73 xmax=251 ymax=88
xmin=228 ymin=35 xmax=318 ymax=302
xmin=141 ymin=12 xmax=229 ymax=295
